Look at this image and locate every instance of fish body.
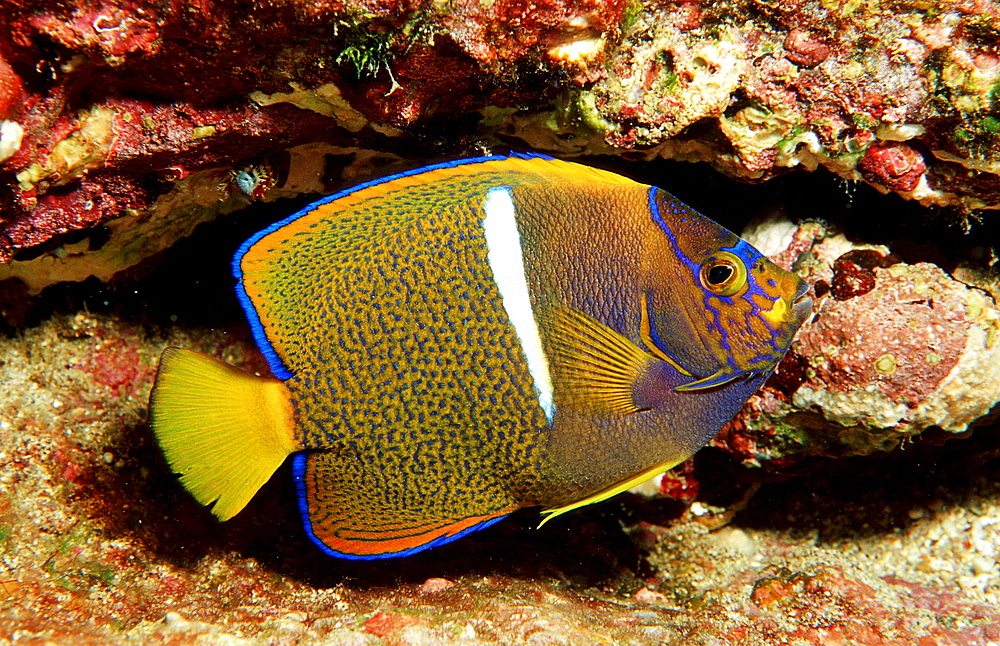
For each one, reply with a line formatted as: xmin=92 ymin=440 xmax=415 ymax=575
xmin=150 ymin=154 xmax=811 ymax=559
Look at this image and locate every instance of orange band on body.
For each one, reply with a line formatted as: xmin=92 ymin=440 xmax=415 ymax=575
xmin=311 ymin=507 xmax=517 ymax=557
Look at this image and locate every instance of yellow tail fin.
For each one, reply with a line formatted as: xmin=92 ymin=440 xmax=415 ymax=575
xmin=150 ymin=347 xmax=299 ymax=520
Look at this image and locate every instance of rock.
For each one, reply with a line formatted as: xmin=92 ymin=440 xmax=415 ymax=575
xmin=418 ymin=577 xmax=455 ymax=595
xmin=510 ymin=0 xmax=1000 ymax=211
xmin=708 ymin=216 xmax=1000 ymax=465
xmin=0 ymin=0 xmax=998 ymax=291
xmin=792 ymin=261 xmax=1000 ymax=436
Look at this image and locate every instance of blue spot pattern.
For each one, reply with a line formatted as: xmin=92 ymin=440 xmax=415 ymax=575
xmin=231 ymin=152 xmax=555 ymax=381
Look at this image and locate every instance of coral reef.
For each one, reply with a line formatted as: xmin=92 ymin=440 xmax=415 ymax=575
xmin=507 ymin=0 xmax=1000 ymax=211
xmin=1 ymin=0 xmax=999 ymax=290
xmin=1 ymin=1 xmax=999 ymax=642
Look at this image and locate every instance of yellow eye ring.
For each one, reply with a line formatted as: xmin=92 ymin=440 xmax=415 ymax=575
xmin=699 ymin=251 xmax=748 ymax=297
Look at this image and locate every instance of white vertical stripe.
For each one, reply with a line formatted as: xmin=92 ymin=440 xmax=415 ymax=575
xmin=482 ymin=187 xmax=555 ymax=423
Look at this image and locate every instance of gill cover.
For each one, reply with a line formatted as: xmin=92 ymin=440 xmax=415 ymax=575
xmin=642 ymin=188 xmax=809 ymax=391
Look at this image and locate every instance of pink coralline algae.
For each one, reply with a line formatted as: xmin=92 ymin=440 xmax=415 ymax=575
xmin=2 ymin=95 xmax=344 ymax=261
xmin=828 ymin=251 xmax=886 ymax=301
xmin=744 ymin=568 xmax=1000 ymax=645
xmin=446 ymin=0 xmax=627 ymax=70
xmin=783 ymin=28 xmax=831 ymax=68
xmin=28 ymin=2 xmax=163 ymax=65
xmin=0 ymin=52 xmax=24 ymax=121
xmin=0 ymin=0 xmax=632 ymax=279
xmin=858 ymin=142 xmax=927 ymax=193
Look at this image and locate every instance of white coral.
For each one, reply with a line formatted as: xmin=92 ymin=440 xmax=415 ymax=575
xmin=0 ymin=119 xmax=23 ymax=162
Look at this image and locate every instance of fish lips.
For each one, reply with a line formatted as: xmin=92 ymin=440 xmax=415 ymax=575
xmin=790 ymin=279 xmax=813 ymax=324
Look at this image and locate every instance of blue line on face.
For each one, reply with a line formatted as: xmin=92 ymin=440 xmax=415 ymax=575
xmin=728 ymin=241 xmax=785 ymax=356
xmin=647 ymin=190 xmax=791 ymax=372
xmin=646 ymin=187 xmax=701 ymax=276
xmin=647 ymin=187 xmax=738 ymax=363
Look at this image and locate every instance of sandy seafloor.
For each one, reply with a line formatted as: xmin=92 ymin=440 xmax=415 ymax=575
xmin=1 ymin=169 xmax=1000 ymax=645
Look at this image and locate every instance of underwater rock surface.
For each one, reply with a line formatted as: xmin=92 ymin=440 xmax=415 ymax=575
xmin=0 ymin=0 xmax=999 ymax=287
xmin=0 ymin=1 xmax=999 ymax=643
xmin=706 ymin=217 xmax=1000 ymax=466
xmin=1 ymin=309 xmax=999 ymax=644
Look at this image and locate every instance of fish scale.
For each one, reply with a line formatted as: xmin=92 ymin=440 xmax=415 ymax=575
xmin=149 ymin=153 xmax=811 ymax=560
xmin=281 ymin=193 xmax=550 ymax=556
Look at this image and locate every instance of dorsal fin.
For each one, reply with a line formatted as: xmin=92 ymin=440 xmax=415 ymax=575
xmin=233 ymin=153 xmax=643 ymax=380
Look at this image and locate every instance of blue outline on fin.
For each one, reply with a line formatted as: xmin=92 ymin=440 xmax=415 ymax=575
xmin=231 ymin=152 xmax=555 ymax=381
xmin=292 ymin=453 xmax=510 ymax=560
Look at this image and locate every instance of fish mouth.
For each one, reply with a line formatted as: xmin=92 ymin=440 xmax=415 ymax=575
xmin=791 ymin=279 xmax=813 ymax=322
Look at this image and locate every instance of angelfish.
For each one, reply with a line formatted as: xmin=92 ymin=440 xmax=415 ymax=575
xmin=150 ymin=154 xmax=811 ymax=560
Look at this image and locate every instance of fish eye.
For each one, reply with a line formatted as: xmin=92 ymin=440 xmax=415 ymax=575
xmin=699 ymin=251 xmax=748 ymax=296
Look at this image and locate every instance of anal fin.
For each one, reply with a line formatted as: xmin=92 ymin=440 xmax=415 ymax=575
xmin=294 ymin=453 xmax=518 ymax=560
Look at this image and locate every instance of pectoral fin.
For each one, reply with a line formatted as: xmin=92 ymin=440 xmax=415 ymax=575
xmin=545 ymin=306 xmax=656 ymax=417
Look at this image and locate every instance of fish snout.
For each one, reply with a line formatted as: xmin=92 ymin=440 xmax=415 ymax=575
xmin=790 ymin=278 xmax=813 ymax=324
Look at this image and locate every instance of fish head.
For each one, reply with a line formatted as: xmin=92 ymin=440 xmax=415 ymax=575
xmin=643 ymin=190 xmax=812 ymax=391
